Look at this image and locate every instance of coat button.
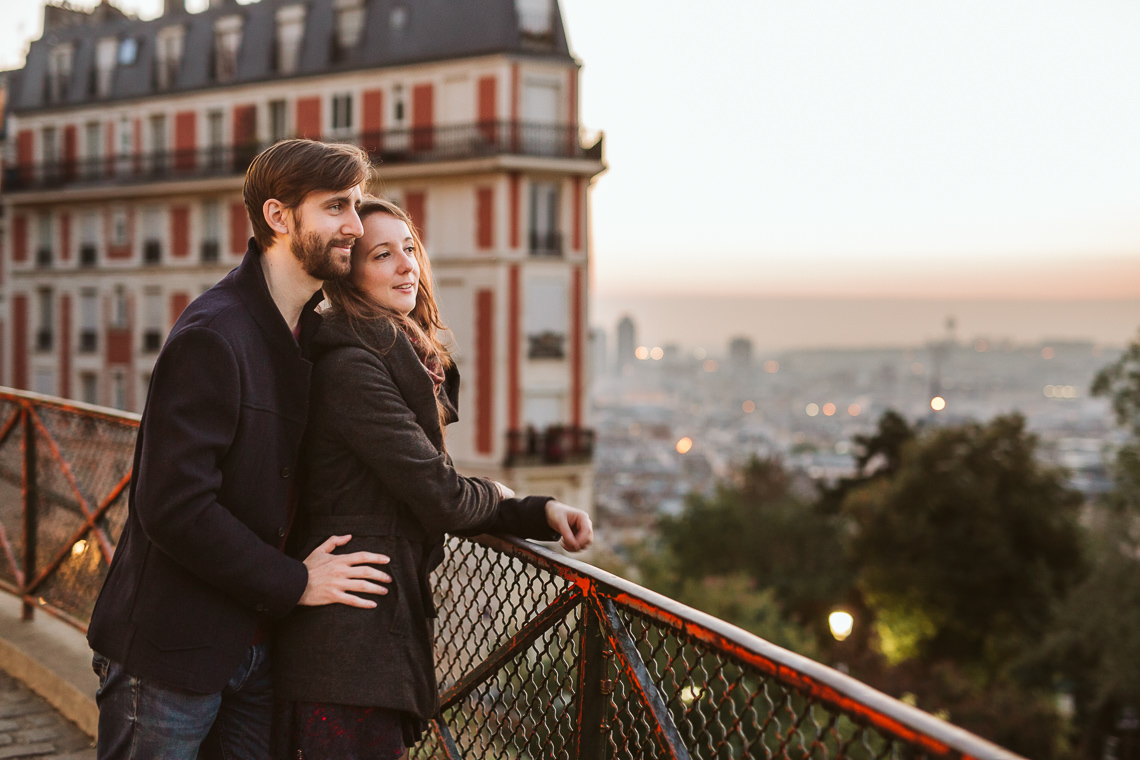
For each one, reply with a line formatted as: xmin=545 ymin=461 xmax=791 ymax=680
xmin=280 ymin=466 xmax=292 ymax=479
xmin=276 ymin=527 xmax=286 ymax=538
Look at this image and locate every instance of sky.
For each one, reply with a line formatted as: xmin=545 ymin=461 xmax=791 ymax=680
xmin=5 ymin=1 xmax=1140 ymax=347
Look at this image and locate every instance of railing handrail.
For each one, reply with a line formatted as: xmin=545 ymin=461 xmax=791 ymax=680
xmin=0 ymin=385 xmax=1026 ymax=760
xmin=482 ymin=533 xmax=1025 ymax=760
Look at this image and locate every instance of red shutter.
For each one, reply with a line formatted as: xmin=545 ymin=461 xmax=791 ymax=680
xmin=296 ymin=97 xmax=321 ymax=139
xmin=475 ymin=289 xmax=495 ymax=455
xmin=476 ymin=187 xmax=493 ymax=250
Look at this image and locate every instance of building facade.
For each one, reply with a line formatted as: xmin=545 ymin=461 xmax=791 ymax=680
xmin=2 ymin=0 xmax=602 ymax=508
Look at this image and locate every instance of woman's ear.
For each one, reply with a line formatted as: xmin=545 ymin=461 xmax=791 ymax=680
xmin=263 ymin=199 xmax=291 ymax=237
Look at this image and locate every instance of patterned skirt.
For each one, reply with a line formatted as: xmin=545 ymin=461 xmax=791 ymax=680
xmin=275 ymin=701 xmax=409 ymax=760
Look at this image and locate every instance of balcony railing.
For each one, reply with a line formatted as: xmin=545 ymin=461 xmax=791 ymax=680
xmin=3 ymin=121 xmax=605 ymax=193
xmin=0 ymin=387 xmax=1023 ymax=760
xmin=505 ymin=425 xmax=594 ymax=467
xmin=529 ymin=230 xmax=564 ymax=257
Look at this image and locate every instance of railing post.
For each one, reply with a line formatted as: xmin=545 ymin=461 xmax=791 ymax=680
xmin=21 ymin=406 xmax=37 ymax=621
xmin=574 ymin=598 xmax=612 ymax=760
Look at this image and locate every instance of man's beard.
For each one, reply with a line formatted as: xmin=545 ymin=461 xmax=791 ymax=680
xmin=290 ymin=227 xmax=353 ymax=281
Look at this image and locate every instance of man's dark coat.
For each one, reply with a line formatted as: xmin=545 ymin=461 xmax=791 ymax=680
xmin=273 ymin=314 xmax=557 ymax=721
xmin=88 ymin=243 xmax=317 ymax=694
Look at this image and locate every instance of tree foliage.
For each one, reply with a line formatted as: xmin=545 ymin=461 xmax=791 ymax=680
xmin=843 ymin=413 xmax=1085 ymax=676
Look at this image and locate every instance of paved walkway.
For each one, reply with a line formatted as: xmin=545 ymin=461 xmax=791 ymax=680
xmin=0 ymin=668 xmax=94 ymax=759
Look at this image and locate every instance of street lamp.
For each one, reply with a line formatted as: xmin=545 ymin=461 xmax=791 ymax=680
xmin=828 ymin=610 xmax=854 ymax=642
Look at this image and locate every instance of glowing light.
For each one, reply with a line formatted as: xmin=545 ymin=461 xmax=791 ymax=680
xmin=930 ymin=396 xmax=947 ymax=412
xmin=742 ymin=400 xmax=756 ymax=414
xmin=1041 ymin=346 xmax=1054 ymax=360
xmin=675 ymin=437 xmax=693 ymax=454
xmin=680 ymin=685 xmax=705 ymax=705
xmin=634 ymin=346 xmax=649 ymax=360
xmin=71 ymin=539 xmax=88 ymax=557
xmin=822 ymin=402 xmax=837 ymax=417
xmin=805 ymin=403 xmax=820 ymax=417
xmin=848 ymin=403 xmax=861 ymax=417
xmin=702 ymin=359 xmax=719 ymax=373
xmin=829 ymin=610 xmax=854 ymax=642
xmin=649 ymin=346 xmax=664 ymax=361
xmin=764 ymin=360 xmax=780 ymax=374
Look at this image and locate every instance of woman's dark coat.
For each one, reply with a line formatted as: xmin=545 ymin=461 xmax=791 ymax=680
xmin=273 ymin=314 xmax=556 ymax=720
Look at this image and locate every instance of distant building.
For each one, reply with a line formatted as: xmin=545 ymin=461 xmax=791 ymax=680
xmin=616 ymin=314 xmax=636 ymax=371
xmin=1 ymin=0 xmax=604 ymax=508
xmin=728 ymin=335 xmax=753 ymax=369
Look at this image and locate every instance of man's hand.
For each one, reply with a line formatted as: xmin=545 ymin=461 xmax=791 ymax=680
xmin=544 ymin=501 xmax=594 ymax=552
xmin=298 ymin=534 xmax=391 ymax=608
xmin=494 ymin=480 xmax=516 ymax=500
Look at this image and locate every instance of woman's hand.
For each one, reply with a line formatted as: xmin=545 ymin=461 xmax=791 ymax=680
xmin=494 ymin=481 xmax=516 ymax=500
xmin=544 ymin=501 xmax=594 ymax=552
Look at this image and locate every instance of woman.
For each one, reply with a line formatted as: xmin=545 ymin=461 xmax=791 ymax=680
xmin=273 ymin=196 xmax=593 ymax=759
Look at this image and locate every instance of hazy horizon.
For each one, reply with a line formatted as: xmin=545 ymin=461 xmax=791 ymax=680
xmin=591 ymin=293 xmax=1140 ymax=355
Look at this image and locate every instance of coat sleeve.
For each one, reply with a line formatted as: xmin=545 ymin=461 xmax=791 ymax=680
xmin=319 ymin=347 xmax=544 ymax=538
xmin=133 ymin=327 xmax=308 ymax=618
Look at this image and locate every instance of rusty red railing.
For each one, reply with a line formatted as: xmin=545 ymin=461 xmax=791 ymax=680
xmin=0 ymin=387 xmax=1022 ymax=759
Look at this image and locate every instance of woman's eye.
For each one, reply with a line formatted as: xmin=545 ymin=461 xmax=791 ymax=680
xmin=404 ymin=246 xmax=416 ymax=254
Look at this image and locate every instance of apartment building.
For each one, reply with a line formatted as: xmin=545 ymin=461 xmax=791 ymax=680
xmin=1 ymin=0 xmax=603 ymax=507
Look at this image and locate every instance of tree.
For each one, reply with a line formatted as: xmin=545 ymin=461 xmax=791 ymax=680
xmin=843 ymin=413 xmax=1085 ymax=677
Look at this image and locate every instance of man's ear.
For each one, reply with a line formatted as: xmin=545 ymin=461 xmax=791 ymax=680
xmin=263 ymin=199 xmax=291 ymax=236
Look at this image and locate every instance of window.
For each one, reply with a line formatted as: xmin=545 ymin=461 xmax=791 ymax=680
xmin=269 ymin=100 xmax=288 ymax=142
xmin=111 ymin=371 xmax=127 ymax=411
xmin=37 ymin=288 xmax=54 ymax=352
xmin=84 ymin=122 xmax=102 ymax=178
xmin=149 ymin=114 xmax=168 ymax=173
xmin=142 ymin=207 xmax=163 ymax=264
xmin=143 ymin=287 xmax=163 ymax=353
xmin=111 ymin=208 xmax=129 ymax=247
xmin=275 ymin=5 xmax=305 ymax=74
xmin=79 ymin=288 xmax=98 ymax=353
xmin=80 ymin=373 xmax=99 ymax=405
xmin=528 ymin=181 xmax=560 ymax=255
xmin=393 ymin=85 xmax=406 ymax=124
xmin=36 ymin=213 xmax=53 ymax=267
xmin=42 ymin=127 xmax=59 ymax=179
xmin=201 ymin=200 xmax=221 ymax=262
xmin=207 ymin=110 xmax=225 ymax=168
xmin=525 ymin=276 xmax=568 ymax=359
xmin=34 ymin=369 xmax=57 ymax=397
xmin=47 ymin=43 xmax=73 ymax=102
xmin=332 ymin=0 xmax=365 ymax=61
xmin=118 ymin=38 xmax=138 ymax=66
xmin=117 ymin=115 xmax=132 ymax=176
xmin=331 ymin=94 xmax=353 ymax=135
xmin=214 ymin=15 xmax=243 ymax=82
xmin=94 ymin=37 xmax=117 ymax=97
xmin=80 ymin=212 xmax=98 ymax=266
xmin=110 ymin=286 xmax=129 ymax=329
xmin=155 ymin=25 xmax=184 ymax=89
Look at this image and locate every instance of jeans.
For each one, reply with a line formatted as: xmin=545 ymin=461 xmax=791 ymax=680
xmin=92 ymin=645 xmax=273 ymax=760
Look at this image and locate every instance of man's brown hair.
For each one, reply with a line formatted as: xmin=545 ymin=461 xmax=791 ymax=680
xmin=243 ymin=139 xmax=372 ymax=249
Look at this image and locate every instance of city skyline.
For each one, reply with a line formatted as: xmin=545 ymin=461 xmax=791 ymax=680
xmin=6 ymin=0 xmax=1140 ymax=309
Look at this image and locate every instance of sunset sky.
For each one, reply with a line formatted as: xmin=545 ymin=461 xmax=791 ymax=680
xmin=5 ymin=1 xmax=1140 ymax=332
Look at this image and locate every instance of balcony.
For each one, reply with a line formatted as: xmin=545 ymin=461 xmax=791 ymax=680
xmin=504 ymin=425 xmax=594 ymax=467
xmin=35 ymin=330 xmax=53 ymax=353
xmin=78 ymin=330 xmax=97 ymax=354
xmin=200 ymin=240 xmax=220 ymax=263
xmin=527 ymin=330 xmax=565 ymax=360
xmin=142 ymin=330 xmax=163 ymax=354
xmin=35 ymin=248 xmax=53 ymax=268
xmin=2 ymin=122 xmax=605 ymax=193
xmin=528 ymin=230 xmax=563 ymax=257
xmin=0 ymin=387 xmax=1026 ymax=760
xmin=79 ymin=245 xmax=97 ymax=268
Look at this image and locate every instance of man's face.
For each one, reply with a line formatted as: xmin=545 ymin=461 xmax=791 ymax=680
xmin=289 ymin=186 xmax=364 ymax=280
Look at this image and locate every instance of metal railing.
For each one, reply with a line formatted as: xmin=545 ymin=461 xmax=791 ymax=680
xmin=2 ymin=121 xmax=605 ymax=193
xmin=0 ymin=387 xmax=1022 ymax=760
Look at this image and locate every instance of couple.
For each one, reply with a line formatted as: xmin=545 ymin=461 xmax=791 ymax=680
xmin=86 ymin=139 xmax=594 ymax=760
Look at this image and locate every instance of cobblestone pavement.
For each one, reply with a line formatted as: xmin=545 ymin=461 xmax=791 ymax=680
xmin=0 ymin=669 xmax=95 ymax=759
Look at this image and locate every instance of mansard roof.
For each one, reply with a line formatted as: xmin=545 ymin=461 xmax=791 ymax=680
xmin=11 ymin=0 xmax=574 ymax=113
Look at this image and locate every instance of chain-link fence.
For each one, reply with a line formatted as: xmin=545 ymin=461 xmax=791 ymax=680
xmin=0 ymin=387 xmax=1023 ymax=759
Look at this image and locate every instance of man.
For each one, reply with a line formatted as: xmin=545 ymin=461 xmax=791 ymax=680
xmin=87 ymin=139 xmax=390 ymax=759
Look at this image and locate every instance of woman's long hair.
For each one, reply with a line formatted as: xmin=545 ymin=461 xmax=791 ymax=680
xmin=322 ymin=195 xmax=454 ymax=433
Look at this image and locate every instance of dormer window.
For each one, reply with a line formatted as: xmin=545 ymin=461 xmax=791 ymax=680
xmin=47 ymin=43 xmax=73 ymax=102
xmin=94 ymin=37 xmax=118 ymax=97
xmin=155 ymin=25 xmax=184 ymax=90
xmin=332 ymin=0 xmax=365 ymax=62
xmin=275 ymin=5 xmax=305 ymax=74
xmin=214 ymin=15 xmax=243 ymax=82
xmin=516 ymin=0 xmax=554 ymax=44
xmin=118 ymin=38 xmax=138 ymax=66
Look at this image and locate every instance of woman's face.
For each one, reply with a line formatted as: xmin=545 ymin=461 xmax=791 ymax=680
xmin=351 ymin=212 xmax=420 ymax=316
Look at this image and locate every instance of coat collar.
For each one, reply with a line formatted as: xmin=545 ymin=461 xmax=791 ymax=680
xmin=233 ymin=238 xmax=324 ymax=356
